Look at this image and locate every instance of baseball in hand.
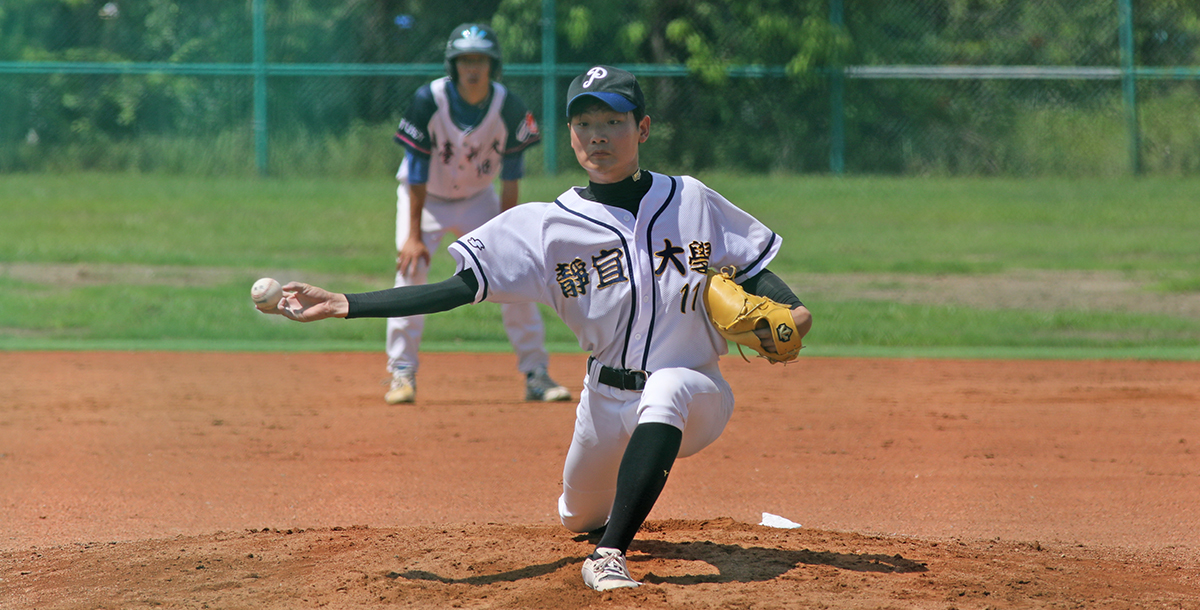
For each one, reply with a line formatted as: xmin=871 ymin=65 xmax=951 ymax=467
xmin=250 ymin=277 xmax=283 ymax=312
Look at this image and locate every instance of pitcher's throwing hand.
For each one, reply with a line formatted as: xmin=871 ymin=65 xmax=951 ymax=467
xmin=274 ymin=282 xmax=349 ymax=322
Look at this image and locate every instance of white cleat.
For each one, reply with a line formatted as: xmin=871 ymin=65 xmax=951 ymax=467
xmin=384 ymin=368 xmax=416 ymax=404
xmin=582 ymin=547 xmax=641 ymax=591
xmin=525 ymin=367 xmax=570 ymax=402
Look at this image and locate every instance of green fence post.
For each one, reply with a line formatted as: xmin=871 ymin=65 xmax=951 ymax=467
xmin=1118 ymin=0 xmax=1140 ymax=175
xmin=829 ymin=0 xmax=845 ymax=176
xmin=253 ymin=0 xmax=269 ymax=176
xmin=541 ymin=0 xmax=558 ymax=175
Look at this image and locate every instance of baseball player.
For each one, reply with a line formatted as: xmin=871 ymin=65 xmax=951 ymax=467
xmin=386 ymin=22 xmax=568 ymax=404
xmin=268 ymin=66 xmax=812 ymax=592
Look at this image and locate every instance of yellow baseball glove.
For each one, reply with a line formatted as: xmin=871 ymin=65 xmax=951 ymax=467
xmin=703 ymin=267 xmax=802 ymax=364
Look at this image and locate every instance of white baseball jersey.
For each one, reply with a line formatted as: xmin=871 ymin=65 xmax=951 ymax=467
xmin=448 ymin=172 xmax=781 ymax=373
xmin=395 ymin=77 xmax=522 ymax=200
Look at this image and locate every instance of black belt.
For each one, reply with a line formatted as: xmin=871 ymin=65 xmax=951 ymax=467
xmin=588 ymin=356 xmax=649 ymax=391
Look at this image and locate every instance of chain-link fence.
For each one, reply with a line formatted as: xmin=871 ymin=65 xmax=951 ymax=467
xmin=2 ymin=0 xmax=1197 ymax=177
xmin=834 ymin=1 xmax=1200 ymax=176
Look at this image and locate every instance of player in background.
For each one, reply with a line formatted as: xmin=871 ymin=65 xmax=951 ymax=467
xmin=386 ymin=23 xmax=569 ymax=404
xmin=266 ymin=66 xmax=812 ymax=592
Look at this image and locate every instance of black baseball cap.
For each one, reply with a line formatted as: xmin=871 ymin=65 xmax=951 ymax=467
xmin=565 ymin=66 xmax=645 ymax=118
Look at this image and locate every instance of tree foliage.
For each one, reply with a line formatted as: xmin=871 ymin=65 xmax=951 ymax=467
xmin=2 ymin=0 xmax=1199 ymax=175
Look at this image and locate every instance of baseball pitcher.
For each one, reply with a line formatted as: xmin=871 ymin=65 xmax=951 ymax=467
xmin=267 ymin=66 xmax=812 ymax=592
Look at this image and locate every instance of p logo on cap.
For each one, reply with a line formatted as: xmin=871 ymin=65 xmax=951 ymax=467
xmin=565 ymin=65 xmax=645 ymax=118
xmin=583 ymin=67 xmax=607 ymax=88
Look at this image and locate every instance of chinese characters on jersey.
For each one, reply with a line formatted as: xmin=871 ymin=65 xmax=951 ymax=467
xmin=555 ymin=240 xmax=712 ymax=298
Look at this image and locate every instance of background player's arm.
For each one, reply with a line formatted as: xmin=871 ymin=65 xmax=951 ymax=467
xmin=494 ymin=95 xmax=537 ymax=214
xmin=398 ymin=182 xmax=430 ymax=276
xmin=393 ymin=88 xmax=437 ymax=277
xmin=499 ymin=179 xmax=518 ymax=213
xmin=498 ymin=151 xmax=526 ymax=213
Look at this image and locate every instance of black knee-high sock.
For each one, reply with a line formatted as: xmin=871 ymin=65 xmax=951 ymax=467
xmin=596 ymin=422 xmax=682 ymax=555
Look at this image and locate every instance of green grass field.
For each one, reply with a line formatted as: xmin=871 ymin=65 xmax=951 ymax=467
xmin=3 ymin=172 xmax=1199 ymax=359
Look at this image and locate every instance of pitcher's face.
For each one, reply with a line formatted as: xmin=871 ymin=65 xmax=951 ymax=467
xmin=568 ymin=107 xmax=650 ymax=184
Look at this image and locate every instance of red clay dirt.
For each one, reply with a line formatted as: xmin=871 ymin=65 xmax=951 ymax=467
xmin=1 ymin=351 xmax=1197 ymax=609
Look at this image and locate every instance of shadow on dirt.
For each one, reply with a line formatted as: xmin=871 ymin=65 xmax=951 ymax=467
xmin=389 ymin=539 xmax=925 ymax=587
xmin=386 ymin=556 xmax=582 ymax=586
xmin=633 ymin=539 xmax=927 ymax=585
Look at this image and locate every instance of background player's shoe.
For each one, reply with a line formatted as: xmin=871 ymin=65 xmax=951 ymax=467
xmin=525 ymin=367 xmax=570 ymax=402
xmin=385 ymin=367 xmax=416 ymax=404
xmin=582 ymin=547 xmax=641 ymax=591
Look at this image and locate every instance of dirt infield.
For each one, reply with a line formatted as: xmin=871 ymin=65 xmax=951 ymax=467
xmin=1 ymin=351 xmax=1198 ymax=609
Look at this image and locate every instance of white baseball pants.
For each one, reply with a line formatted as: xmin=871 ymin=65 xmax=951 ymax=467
xmin=557 ymin=364 xmax=735 ymax=534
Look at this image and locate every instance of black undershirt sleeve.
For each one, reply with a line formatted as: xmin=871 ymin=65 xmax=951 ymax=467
xmin=345 ymin=268 xmax=479 ymax=319
xmin=741 ymin=268 xmax=803 ymax=308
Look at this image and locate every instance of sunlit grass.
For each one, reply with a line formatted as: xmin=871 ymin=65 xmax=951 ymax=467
xmin=3 ymin=172 xmax=1199 ymax=358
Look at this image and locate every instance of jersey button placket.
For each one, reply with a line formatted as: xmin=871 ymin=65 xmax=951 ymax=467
xmin=626 ymin=216 xmax=653 ymax=369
